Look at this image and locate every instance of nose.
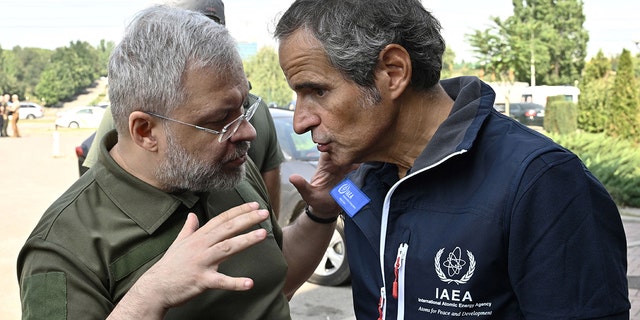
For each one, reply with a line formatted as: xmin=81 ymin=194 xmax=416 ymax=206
xmin=228 ymin=119 xmax=256 ymax=143
xmin=292 ymin=103 xmax=318 ymax=135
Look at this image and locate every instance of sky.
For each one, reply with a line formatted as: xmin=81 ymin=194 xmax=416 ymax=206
xmin=1 ymin=0 xmax=639 ymax=63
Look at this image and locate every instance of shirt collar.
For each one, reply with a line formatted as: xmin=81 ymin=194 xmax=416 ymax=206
xmin=94 ymin=129 xmax=201 ymax=234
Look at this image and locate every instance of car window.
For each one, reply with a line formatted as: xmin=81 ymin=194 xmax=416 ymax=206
xmin=272 ymin=115 xmax=319 ymax=161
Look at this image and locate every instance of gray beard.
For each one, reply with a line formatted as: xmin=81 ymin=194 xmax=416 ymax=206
xmin=155 ymin=131 xmax=250 ymax=193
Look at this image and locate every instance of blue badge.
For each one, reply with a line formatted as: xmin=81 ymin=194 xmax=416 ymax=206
xmin=330 ymin=178 xmax=370 ymax=217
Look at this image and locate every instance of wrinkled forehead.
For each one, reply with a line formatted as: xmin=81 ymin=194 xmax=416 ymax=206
xmin=178 ymin=64 xmax=249 ymax=110
xmin=191 ymin=63 xmax=249 ymax=94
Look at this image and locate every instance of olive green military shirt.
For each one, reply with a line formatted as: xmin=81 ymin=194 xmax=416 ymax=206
xmin=18 ymin=130 xmax=290 ymax=320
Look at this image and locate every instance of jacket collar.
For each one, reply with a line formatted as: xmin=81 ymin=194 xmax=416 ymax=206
xmin=411 ymin=76 xmax=495 ymax=172
xmin=350 ymin=76 xmax=496 ymax=184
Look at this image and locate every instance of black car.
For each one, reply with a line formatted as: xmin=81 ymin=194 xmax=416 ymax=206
xmin=506 ymin=102 xmax=545 ymax=126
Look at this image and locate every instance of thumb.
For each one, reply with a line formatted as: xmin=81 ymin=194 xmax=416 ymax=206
xmin=175 ymin=212 xmax=200 ymax=241
xmin=289 ymin=174 xmax=311 ymax=199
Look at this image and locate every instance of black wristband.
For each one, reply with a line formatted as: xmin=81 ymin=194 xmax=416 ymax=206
xmin=305 ymin=205 xmax=339 ymax=224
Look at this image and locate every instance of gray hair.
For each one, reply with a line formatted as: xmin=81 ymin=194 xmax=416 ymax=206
xmin=274 ymin=0 xmax=445 ymax=100
xmin=108 ymin=5 xmax=245 ymax=133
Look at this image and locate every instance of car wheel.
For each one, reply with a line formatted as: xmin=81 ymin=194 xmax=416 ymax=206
xmin=69 ymin=122 xmax=80 ymax=128
xmin=26 ymin=114 xmax=35 ymax=120
xmin=308 ymin=217 xmax=350 ymax=286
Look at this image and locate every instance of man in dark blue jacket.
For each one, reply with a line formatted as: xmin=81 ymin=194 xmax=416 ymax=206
xmin=275 ymin=0 xmax=630 ymax=318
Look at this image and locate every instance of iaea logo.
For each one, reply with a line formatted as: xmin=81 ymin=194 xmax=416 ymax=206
xmin=434 ymin=247 xmax=476 ymax=285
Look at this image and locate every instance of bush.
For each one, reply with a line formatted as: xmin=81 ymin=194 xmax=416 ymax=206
xmin=577 ymin=77 xmax=612 ymax=133
xmin=548 ymin=132 xmax=640 ymax=207
xmin=544 ymin=96 xmax=578 ymax=135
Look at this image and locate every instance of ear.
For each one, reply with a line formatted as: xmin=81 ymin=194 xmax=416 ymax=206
xmin=129 ymin=111 xmax=159 ymax=152
xmin=376 ymin=44 xmax=412 ymax=100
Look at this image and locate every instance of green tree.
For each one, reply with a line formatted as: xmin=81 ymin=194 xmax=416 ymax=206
xmin=0 ymin=45 xmax=18 ymax=95
xmin=608 ymin=49 xmax=640 ymax=143
xmin=466 ymin=18 xmax=521 ymax=83
xmin=1 ymin=40 xmax=111 ymax=105
xmin=35 ymin=61 xmax=77 ymax=106
xmin=65 ymin=41 xmax=103 ymax=89
xmin=97 ymin=40 xmax=116 ymax=77
xmin=10 ymin=47 xmax=53 ymax=99
xmin=577 ymin=50 xmax=612 ymax=133
xmin=584 ymin=50 xmax=610 ymax=80
xmin=467 ymin=0 xmax=587 ymax=86
xmin=441 ymin=47 xmax=456 ymax=79
xmin=1 ymin=46 xmax=49 ymax=98
xmin=35 ymin=41 xmax=103 ymax=106
xmin=243 ymin=47 xmax=293 ymax=107
xmin=540 ymin=0 xmax=588 ymax=84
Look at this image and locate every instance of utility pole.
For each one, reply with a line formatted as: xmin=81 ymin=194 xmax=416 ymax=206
xmin=530 ymin=29 xmax=536 ymax=88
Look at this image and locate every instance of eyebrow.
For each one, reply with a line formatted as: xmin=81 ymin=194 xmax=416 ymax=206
xmin=198 ymin=96 xmax=246 ymax=121
xmin=292 ymin=81 xmax=326 ymax=92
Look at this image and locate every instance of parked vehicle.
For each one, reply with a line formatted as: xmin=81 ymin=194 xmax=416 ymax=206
xmin=506 ymin=102 xmax=545 ymax=126
xmin=75 ymin=132 xmax=96 ymax=176
xmin=17 ymin=102 xmax=45 ymax=120
xmin=55 ymin=106 xmax=106 ymax=128
xmin=270 ymin=108 xmax=350 ymax=286
xmin=75 ymin=107 xmax=351 ymax=286
xmin=521 ymin=85 xmax=579 ymax=106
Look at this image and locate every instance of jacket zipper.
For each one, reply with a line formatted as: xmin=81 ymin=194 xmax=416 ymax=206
xmin=378 ymin=287 xmax=386 ymax=320
xmin=393 ymin=243 xmax=408 ymax=319
xmin=392 ymin=243 xmax=408 ymax=299
xmin=378 ymin=149 xmax=467 ymax=320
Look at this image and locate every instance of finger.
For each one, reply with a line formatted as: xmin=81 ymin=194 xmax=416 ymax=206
xmin=174 ymin=213 xmax=200 ymax=242
xmin=212 ymin=202 xmax=261 ymax=224
xmin=207 ymin=228 xmax=268 ymax=261
xmin=203 ymin=274 xmax=255 ymax=292
xmin=289 ymin=174 xmax=311 ymax=199
xmin=196 ymin=202 xmax=260 ymax=235
xmin=199 ymin=208 xmax=270 ymax=244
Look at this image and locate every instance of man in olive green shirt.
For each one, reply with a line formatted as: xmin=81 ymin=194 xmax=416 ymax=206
xmin=18 ymin=6 xmax=347 ymax=319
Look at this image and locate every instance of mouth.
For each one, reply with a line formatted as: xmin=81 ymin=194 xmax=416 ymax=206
xmin=316 ymin=141 xmax=331 ymax=153
xmin=313 ymin=132 xmax=331 ymax=153
xmin=227 ymin=153 xmax=247 ymax=166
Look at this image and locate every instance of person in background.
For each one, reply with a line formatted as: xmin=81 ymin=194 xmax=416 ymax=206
xmin=83 ymin=0 xmax=285 ymax=219
xmin=18 ymin=6 xmax=347 ymax=319
xmin=1 ymin=94 xmax=9 ymax=137
xmin=9 ymin=94 xmax=20 ymax=137
xmin=0 ymin=94 xmax=7 ymax=137
xmin=275 ymin=0 xmax=630 ymax=319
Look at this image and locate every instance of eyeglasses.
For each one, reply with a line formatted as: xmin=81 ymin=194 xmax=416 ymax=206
xmin=145 ymin=97 xmax=260 ymax=142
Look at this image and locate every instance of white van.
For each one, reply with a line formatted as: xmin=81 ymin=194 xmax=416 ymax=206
xmin=521 ymin=86 xmax=580 ymax=106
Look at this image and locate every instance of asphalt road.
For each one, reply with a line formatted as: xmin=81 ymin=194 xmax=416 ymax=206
xmin=0 ymin=106 xmax=355 ymax=319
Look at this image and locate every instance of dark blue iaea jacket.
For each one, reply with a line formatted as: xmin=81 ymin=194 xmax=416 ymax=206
xmin=341 ymin=77 xmax=630 ymax=319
